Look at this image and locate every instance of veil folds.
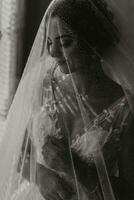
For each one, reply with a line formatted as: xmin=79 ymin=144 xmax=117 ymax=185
xmin=0 ymin=0 xmax=134 ymax=200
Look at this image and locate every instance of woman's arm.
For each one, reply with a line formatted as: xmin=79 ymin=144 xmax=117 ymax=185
xmin=42 ymin=135 xmax=98 ymax=192
xmin=36 ymin=163 xmax=77 ymax=200
xmin=18 ymin=132 xmax=77 ymax=200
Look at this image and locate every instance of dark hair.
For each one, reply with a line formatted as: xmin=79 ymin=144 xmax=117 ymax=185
xmin=47 ymin=0 xmax=119 ymax=55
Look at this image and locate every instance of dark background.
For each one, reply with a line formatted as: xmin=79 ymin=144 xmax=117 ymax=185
xmin=20 ymin=0 xmax=51 ymax=76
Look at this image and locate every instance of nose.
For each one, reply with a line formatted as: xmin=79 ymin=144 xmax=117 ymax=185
xmin=49 ymin=42 xmax=63 ymax=58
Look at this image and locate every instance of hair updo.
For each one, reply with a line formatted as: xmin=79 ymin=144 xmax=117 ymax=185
xmin=47 ymin=0 xmax=119 ymax=55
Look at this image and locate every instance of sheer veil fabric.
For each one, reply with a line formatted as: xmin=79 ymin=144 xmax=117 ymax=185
xmin=0 ymin=0 xmax=134 ymax=200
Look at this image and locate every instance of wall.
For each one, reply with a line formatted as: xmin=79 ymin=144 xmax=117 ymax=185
xmin=19 ymin=0 xmax=51 ymax=77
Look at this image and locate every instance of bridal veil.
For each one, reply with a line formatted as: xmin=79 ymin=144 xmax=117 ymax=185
xmin=0 ymin=0 xmax=134 ymax=199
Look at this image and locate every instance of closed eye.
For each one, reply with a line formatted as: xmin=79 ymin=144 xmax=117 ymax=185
xmin=60 ymin=38 xmax=73 ymax=48
xmin=47 ymin=38 xmax=52 ymax=47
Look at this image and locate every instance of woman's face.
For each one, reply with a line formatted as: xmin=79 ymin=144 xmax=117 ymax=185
xmin=47 ymin=17 xmax=88 ymax=74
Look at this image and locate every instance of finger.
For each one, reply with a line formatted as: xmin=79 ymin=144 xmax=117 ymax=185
xmin=54 ymin=192 xmax=63 ymax=200
xmin=44 ymin=194 xmax=54 ymax=200
xmin=57 ymin=192 xmax=64 ymax=200
xmin=58 ymin=181 xmax=76 ymax=200
xmin=67 ymin=95 xmax=78 ymax=113
xmin=45 ymin=193 xmax=61 ymax=200
xmin=43 ymin=195 xmax=52 ymax=200
xmin=57 ymin=192 xmax=77 ymax=200
xmin=57 ymin=189 xmax=75 ymax=200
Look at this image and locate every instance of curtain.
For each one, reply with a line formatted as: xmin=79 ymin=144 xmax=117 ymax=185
xmin=0 ymin=0 xmax=25 ymax=140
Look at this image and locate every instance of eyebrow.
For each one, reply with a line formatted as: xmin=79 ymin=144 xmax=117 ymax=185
xmin=47 ymin=35 xmax=73 ymax=41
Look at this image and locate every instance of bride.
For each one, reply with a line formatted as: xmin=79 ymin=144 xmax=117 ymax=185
xmin=0 ymin=0 xmax=134 ymax=200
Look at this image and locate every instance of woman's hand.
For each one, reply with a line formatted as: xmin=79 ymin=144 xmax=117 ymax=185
xmin=42 ymin=135 xmax=73 ymax=177
xmin=42 ymin=135 xmax=98 ymax=193
xmin=36 ymin=163 xmax=76 ymax=200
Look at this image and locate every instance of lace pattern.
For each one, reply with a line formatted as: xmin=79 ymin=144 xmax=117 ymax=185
xmin=41 ymin=70 xmax=131 ymax=170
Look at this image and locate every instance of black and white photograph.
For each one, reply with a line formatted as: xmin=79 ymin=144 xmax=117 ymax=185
xmin=0 ymin=0 xmax=134 ymax=199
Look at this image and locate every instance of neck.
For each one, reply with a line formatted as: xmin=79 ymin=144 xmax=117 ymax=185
xmin=71 ymin=63 xmax=124 ymax=113
xmin=71 ymin=63 xmax=106 ymax=94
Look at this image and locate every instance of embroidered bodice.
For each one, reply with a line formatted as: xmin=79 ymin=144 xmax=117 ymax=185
xmin=40 ymin=68 xmax=132 ymax=174
xmin=21 ymin=68 xmax=134 ymax=199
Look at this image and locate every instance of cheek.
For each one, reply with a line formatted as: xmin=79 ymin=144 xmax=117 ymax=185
xmin=67 ymin=49 xmax=83 ymax=70
xmin=64 ymin=46 xmax=79 ymax=60
xmin=70 ymin=48 xmax=84 ymax=65
xmin=62 ymin=39 xmax=78 ymax=58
